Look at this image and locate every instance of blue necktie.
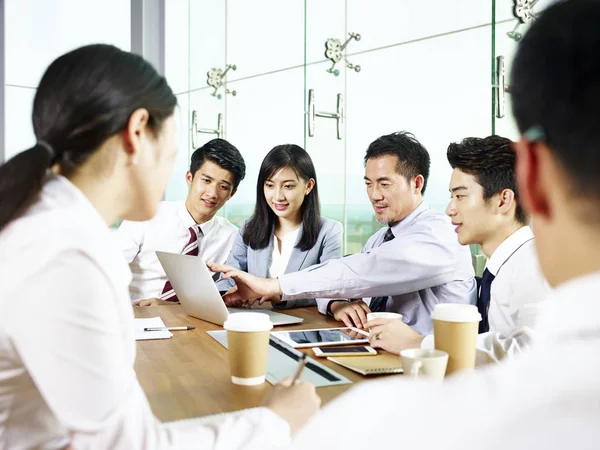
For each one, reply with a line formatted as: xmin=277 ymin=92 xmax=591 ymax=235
xmin=368 ymin=228 xmax=395 ymax=312
xmin=477 ymin=268 xmax=495 ymax=333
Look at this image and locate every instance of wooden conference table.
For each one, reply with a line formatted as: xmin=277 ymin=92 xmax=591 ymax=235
xmin=134 ymin=305 xmax=384 ymax=422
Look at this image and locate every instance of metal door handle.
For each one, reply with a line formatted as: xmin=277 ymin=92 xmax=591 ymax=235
xmin=494 ymin=56 xmax=511 ymax=119
xmin=191 ymin=111 xmax=224 ymax=149
xmin=307 ymin=89 xmax=344 ymax=140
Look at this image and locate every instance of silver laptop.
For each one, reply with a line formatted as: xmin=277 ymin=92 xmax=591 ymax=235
xmin=156 ymin=251 xmax=304 ymax=326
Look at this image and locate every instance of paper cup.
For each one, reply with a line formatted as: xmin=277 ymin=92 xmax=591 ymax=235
xmin=224 ymin=313 xmax=273 ymax=386
xmin=431 ymin=304 xmax=481 ymax=376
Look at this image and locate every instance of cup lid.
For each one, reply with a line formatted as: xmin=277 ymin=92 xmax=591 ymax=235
xmin=430 ymin=304 xmax=481 ymax=323
xmin=224 ymin=312 xmax=273 ymax=332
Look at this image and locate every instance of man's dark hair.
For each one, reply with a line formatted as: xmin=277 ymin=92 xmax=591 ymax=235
xmin=447 ymin=136 xmax=526 ymax=224
xmin=511 ymin=0 xmax=600 ymax=204
xmin=364 ymin=131 xmax=431 ymax=194
xmin=189 ymin=139 xmax=246 ymax=190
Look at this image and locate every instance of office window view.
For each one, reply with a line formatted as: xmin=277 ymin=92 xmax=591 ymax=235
xmin=2 ymin=0 xmax=539 ymax=258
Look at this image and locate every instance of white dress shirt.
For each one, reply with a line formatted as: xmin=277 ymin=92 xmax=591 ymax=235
xmin=422 ymin=226 xmax=550 ymax=362
xmin=289 ymin=271 xmax=600 ymax=450
xmin=0 ymin=175 xmax=291 ymax=450
xmin=282 ymin=202 xmax=477 ymax=334
xmin=114 ymin=200 xmax=237 ymax=301
xmin=268 ymin=228 xmax=301 ymax=278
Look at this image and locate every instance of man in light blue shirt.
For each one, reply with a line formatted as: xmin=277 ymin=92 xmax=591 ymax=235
xmin=212 ymin=132 xmax=476 ymax=334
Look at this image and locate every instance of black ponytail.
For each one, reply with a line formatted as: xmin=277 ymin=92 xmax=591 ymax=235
xmin=0 ymin=44 xmax=177 ymax=232
xmin=0 ymin=144 xmax=53 ymax=231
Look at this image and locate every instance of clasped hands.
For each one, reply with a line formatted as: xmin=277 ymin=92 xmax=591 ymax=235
xmin=329 ymin=300 xmax=425 ymax=355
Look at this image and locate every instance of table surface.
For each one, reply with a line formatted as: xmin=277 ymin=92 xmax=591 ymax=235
xmin=134 ymin=305 xmax=399 ymax=422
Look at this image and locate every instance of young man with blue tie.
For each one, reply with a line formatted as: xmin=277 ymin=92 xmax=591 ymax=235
xmin=212 ymin=132 xmax=476 ymax=335
xmin=367 ymin=135 xmax=550 ymax=362
xmin=114 ymin=138 xmax=245 ymax=305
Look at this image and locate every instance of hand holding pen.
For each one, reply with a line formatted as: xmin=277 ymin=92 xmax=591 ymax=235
xmin=263 ymin=353 xmax=321 ymax=436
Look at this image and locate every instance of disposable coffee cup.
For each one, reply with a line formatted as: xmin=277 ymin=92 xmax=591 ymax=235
xmin=224 ymin=312 xmax=273 ymax=386
xmin=431 ymin=304 xmax=481 ymax=376
xmin=400 ymin=348 xmax=448 ymax=382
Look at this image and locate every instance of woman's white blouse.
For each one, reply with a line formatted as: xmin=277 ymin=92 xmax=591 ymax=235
xmin=0 ymin=175 xmax=290 ymax=449
xmin=268 ymin=228 xmax=301 ymax=279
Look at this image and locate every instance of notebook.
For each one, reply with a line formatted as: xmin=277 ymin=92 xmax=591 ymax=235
xmin=134 ymin=317 xmax=173 ymax=341
xmin=327 ymin=352 xmax=403 ymax=375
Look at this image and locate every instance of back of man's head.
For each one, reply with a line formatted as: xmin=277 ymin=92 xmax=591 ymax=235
xmin=511 ymin=0 xmax=600 ymax=208
xmin=190 ymin=139 xmax=246 ymax=190
xmin=447 ymin=135 xmax=526 ymax=224
xmin=364 ymin=131 xmax=431 ymax=194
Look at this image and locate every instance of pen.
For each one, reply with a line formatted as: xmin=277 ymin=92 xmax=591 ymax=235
xmin=291 ymin=353 xmax=307 ymax=384
xmin=143 ymin=326 xmax=196 ymax=331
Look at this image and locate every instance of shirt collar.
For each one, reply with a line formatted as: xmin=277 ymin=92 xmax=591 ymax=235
xmin=41 ymin=174 xmax=131 ymax=287
xmin=486 ymin=225 xmax=534 ymax=276
xmin=44 ymin=175 xmax=109 ymax=233
xmin=389 ymin=201 xmax=429 ymax=234
xmin=177 ymin=200 xmax=216 ymax=235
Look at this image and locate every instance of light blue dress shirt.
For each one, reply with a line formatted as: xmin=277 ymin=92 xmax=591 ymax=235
xmin=279 ymin=202 xmax=477 ymax=334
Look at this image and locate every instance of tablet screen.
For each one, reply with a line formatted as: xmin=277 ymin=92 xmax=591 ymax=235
xmin=273 ymin=328 xmax=367 ymax=345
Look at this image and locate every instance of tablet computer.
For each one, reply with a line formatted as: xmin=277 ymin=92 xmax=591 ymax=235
xmin=270 ymin=327 xmax=370 ymax=348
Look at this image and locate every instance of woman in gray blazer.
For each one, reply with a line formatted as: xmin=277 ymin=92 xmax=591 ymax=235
xmin=216 ymin=144 xmax=343 ymax=308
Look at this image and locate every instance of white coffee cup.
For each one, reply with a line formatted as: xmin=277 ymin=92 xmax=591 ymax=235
xmin=366 ymin=312 xmax=404 ymax=322
xmin=399 ymin=348 xmax=449 ymax=381
xmin=366 ymin=312 xmax=403 ymax=332
xmin=224 ymin=313 xmax=273 ymax=386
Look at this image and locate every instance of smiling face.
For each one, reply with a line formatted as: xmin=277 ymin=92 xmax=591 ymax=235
xmin=263 ymin=166 xmax=314 ymax=224
xmin=185 ymin=160 xmax=236 ymax=224
xmin=364 ymin=154 xmax=423 ymax=225
xmin=446 ymin=168 xmax=497 ymax=246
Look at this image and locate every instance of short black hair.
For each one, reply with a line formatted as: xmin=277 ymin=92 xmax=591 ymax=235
xmin=364 ymin=131 xmax=431 ymax=194
xmin=189 ymin=138 xmax=246 ymax=190
xmin=447 ymin=136 xmax=526 ymax=224
xmin=511 ymin=0 xmax=600 ymax=203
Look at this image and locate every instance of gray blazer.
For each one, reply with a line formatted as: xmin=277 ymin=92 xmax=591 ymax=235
xmin=216 ymin=217 xmax=343 ymax=308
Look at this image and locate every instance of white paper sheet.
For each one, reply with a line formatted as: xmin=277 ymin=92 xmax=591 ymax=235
xmin=166 ymin=408 xmax=263 ymax=430
xmin=134 ymin=317 xmax=173 ymax=340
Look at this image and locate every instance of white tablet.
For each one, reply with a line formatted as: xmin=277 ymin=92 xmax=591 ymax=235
xmin=270 ymin=327 xmax=370 ymax=348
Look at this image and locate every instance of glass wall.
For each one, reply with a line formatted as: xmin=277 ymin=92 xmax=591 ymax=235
xmin=492 ymin=0 xmax=560 ymax=138
xmin=3 ymin=0 xmax=131 ymax=161
xmin=165 ymin=0 xmax=500 ymax=255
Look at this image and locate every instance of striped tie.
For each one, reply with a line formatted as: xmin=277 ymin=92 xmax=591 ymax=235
xmin=160 ymin=225 xmax=201 ymax=302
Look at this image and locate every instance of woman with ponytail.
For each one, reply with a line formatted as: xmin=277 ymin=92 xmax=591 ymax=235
xmin=0 ymin=45 xmax=318 ymax=449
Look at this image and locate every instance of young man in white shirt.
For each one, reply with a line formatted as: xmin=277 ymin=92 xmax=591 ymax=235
xmin=367 ymin=135 xmax=550 ymax=362
xmin=284 ymin=1 xmax=600 ymax=448
xmin=114 ymin=138 xmax=245 ymax=304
